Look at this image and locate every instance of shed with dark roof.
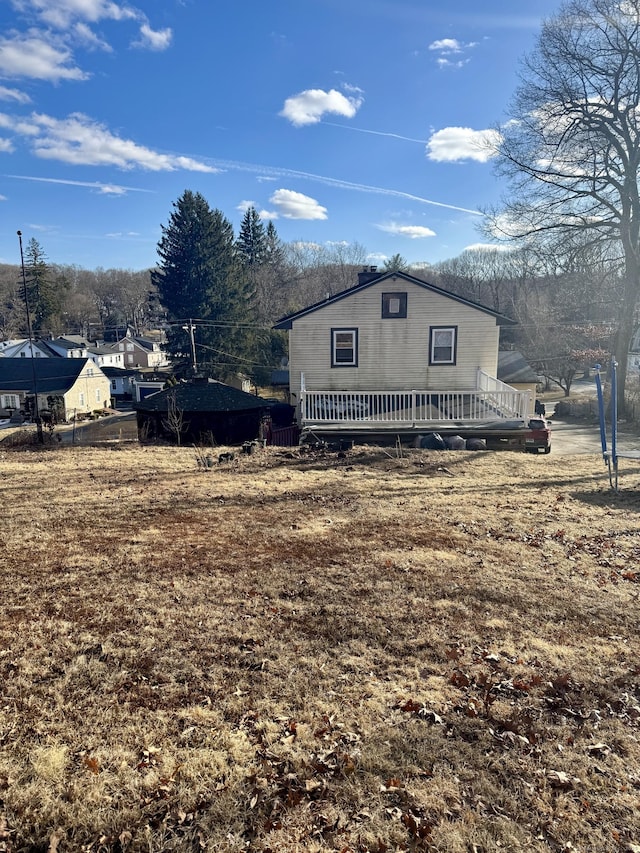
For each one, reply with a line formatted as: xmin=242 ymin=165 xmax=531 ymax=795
xmin=133 ymin=377 xmax=282 ymax=445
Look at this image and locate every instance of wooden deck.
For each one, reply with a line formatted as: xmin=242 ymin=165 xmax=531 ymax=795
xmin=298 ymin=370 xmax=531 ymax=431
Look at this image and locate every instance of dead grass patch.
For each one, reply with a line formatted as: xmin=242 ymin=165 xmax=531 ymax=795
xmin=1 ymin=444 xmax=640 ymax=851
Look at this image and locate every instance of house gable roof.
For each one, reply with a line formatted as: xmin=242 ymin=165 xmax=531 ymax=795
xmin=0 ymin=358 xmax=104 ymax=394
xmin=273 ymin=270 xmax=516 ymax=330
xmin=50 ymin=336 xmax=89 ymax=351
xmin=133 ymin=379 xmax=275 ymax=414
xmin=498 ymin=350 xmax=538 ymax=384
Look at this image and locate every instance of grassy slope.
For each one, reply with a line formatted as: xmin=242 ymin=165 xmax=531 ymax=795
xmin=1 ymin=444 xmax=640 ymax=852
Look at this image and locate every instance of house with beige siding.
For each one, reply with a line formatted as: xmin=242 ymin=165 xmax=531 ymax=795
xmin=0 ymin=358 xmax=110 ymax=422
xmin=274 ymin=268 xmax=529 ymax=433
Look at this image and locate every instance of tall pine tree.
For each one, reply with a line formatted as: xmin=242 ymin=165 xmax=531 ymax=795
xmin=236 ymin=206 xmax=266 ymax=268
xmin=152 ymin=190 xmax=254 ymax=378
xmin=22 ymin=238 xmax=68 ymax=334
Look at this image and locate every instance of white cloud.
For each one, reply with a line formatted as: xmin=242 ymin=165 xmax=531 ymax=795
xmin=236 ymin=199 xmax=255 ymax=212
xmin=73 ymin=22 xmax=112 ymax=51
xmin=0 ymin=33 xmax=88 ymax=81
xmin=426 ymin=127 xmax=501 ymax=162
xmin=290 ymin=240 xmax=322 ymax=251
xmin=1 ymin=111 xmax=217 ymax=171
xmin=436 ymin=57 xmax=470 ymax=69
xmin=0 ymin=138 xmax=15 ymax=152
xmin=367 ymin=252 xmax=388 ymax=262
xmin=376 ymin=223 xmax=436 ymax=239
xmin=258 ymin=209 xmax=278 ymax=220
xmin=0 ymin=112 xmax=40 ymax=135
xmin=463 ymin=242 xmax=513 ymax=252
xmin=0 ymin=85 xmax=31 ymax=103
xmin=8 ymin=174 xmax=154 ymax=194
xmin=280 ymin=87 xmax=363 ymax=127
xmin=133 ymin=23 xmax=172 ymax=51
xmin=13 ymin=0 xmax=139 ymax=29
xmin=269 ymin=188 xmax=327 ymax=219
xmin=0 ymin=194 xmax=6 ymax=201
xmin=429 ymin=38 xmax=463 ymax=52
xmin=428 ymin=37 xmax=478 ymax=68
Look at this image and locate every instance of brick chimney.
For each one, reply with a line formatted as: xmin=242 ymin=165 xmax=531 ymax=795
xmin=357 ymin=265 xmax=382 ymax=286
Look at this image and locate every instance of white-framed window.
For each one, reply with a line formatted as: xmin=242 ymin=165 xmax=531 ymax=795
xmin=429 ymin=326 xmax=457 ymax=365
xmin=79 ymin=392 xmax=85 ymax=406
xmin=96 ymin=388 xmax=101 ymax=402
xmin=126 ymin=343 xmax=134 ymax=352
xmin=87 ymin=367 xmax=94 ymax=376
xmin=127 ymin=354 xmax=134 ymax=364
xmin=111 ymin=380 xmax=117 ymax=390
xmin=331 ymin=328 xmax=358 ymax=367
xmin=1 ymin=394 xmax=19 ymax=410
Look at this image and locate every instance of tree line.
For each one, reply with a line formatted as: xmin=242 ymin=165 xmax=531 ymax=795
xmin=5 ymin=0 xmax=640 ymax=401
xmin=0 ymin=207 xmax=623 ymax=395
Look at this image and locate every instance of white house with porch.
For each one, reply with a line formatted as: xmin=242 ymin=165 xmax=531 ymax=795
xmin=273 ymin=268 xmax=529 ymax=437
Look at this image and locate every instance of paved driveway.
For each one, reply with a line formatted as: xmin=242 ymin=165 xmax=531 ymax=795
xmin=548 ymin=413 xmax=640 ymax=456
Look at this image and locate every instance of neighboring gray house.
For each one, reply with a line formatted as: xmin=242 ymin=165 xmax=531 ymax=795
xmin=114 ymin=334 xmax=169 ymax=369
xmin=273 ymin=267 xmax=528 ymax=432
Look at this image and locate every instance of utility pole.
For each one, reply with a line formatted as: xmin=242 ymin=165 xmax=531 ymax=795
xmin=17 ymin=230 xmax=44 ymax=443
xmin=182 ymin=320 xmax=197 ymax=373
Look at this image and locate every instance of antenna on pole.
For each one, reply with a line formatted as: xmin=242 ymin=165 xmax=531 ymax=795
xmin=17 ymin=230 xmax=44 ymax=443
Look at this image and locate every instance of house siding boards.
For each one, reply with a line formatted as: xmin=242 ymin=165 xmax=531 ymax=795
xmin=0 ymin=358 xmax=110 ymax=419
xmin=64 ymin=363 xmax=111 ymax=415
xmin=287 ymin=279 xmax=500 ymax=398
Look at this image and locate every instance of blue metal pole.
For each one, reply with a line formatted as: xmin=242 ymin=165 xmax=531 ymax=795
xmin=610 ymin=358 xmax=618 ymax=467
xmin=594 ymin=364 xmax=608 ymax=460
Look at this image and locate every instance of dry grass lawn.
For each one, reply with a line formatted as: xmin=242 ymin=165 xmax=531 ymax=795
xmin=1 ymin=441 xmax=640 ymax=852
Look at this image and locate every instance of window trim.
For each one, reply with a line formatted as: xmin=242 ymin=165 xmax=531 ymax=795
xmin=382 ymin=292 xmax=407 ymax=319
xmin=429 ymin=325 xmax=457 ymax=365
xmin=331 ymin=328 xmax=358 ymax=367
xmin=1 ymin=393 xmax=19 ymax=410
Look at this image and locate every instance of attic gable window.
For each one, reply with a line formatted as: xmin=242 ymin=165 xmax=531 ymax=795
xmin=429 ymin=326 xmax=457 ymax=365
xmin=382 ymin=292 xmax=407 ymax=318
xmin=331 ymin=328 xmax=358 ymax=367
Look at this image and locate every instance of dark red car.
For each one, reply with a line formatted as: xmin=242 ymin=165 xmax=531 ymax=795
xmin=525 ymin=416 xmax=551 ymax=453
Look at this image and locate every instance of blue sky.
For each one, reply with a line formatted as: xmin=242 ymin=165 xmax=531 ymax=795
xmin=0 ymin=0 xmax=562 ymax=272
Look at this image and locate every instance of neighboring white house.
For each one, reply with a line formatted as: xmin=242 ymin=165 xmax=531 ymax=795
xmin=0 ymin=339 xmax=56 ymax=358
xmin=273 ymin=268 xmax=527 ymax=429
xmin=47 ymin=336 xmax=90 ymax=359
xmin=87 ymin=345 xmax=125 ymax=370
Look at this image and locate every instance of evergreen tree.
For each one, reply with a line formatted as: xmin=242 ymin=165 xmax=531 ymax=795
xmin=152 ymin=190 xmax=253 ymax=378
xmin=23 ymin=238 xmax=68 ymax=334
xmin=236 ymin=206 xmax=266 ymax=268
xmin=382 ymin=253 xmax=410 ymax=273
xmin=264 ymin=221 xmax=285 ymax=271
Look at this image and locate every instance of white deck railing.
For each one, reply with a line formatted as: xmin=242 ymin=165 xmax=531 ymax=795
xmin=300 ymin=371 xmax=530 ymax=426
